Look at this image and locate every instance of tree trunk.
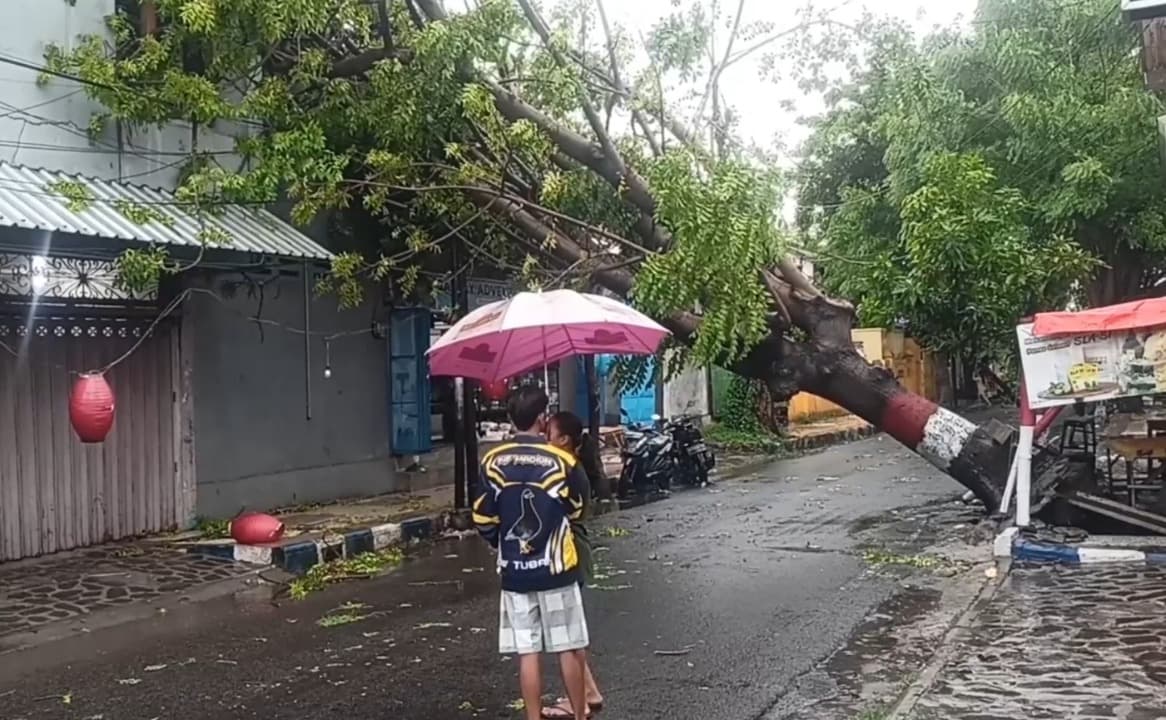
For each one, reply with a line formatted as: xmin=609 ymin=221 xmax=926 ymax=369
xmin=1083 ymin=229 xmax=1144 ymax=307
xmin=1086 ymin=261 xmax=1144 ymax=307
xmin=413 ymin=0 xmax=1015 ymax=512
xmin=785 ymin=346 xmax=1009 ymax=511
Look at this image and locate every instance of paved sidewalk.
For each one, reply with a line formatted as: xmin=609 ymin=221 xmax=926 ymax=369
xmin=909 ymin=564 xmax=1166 ymax=719
xmin=0 ymin=545 xmax=257 ymax=640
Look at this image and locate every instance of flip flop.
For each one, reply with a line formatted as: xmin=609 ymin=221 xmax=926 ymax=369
xmin=551 ymin=698 xmax=604 ymax=713
xmin=541 ymin=702 xmax=594 ymax=719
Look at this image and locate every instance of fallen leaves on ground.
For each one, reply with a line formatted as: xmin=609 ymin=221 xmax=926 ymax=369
xmin=317 ymin=601 xmax=372 ymax=628
xmin=862 ymin=549 xmax=944 ymax=571
xmin=289 ymin=548 xmax=405 ymax=599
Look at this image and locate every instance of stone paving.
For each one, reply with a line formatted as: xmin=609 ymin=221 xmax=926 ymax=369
xmin=0 ymin=544 xmax=256 ymax=637
xmin=912 ymin=564 xmax=1166 ymax=719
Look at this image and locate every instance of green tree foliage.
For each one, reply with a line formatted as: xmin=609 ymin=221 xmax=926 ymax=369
xmin=797 ymin=0 xmax=1160 ymax=368
xmin=45 ymin=0 xmax=835 ymax=373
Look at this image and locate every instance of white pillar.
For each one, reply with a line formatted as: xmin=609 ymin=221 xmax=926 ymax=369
xmin=998 ymin=449 xmax=1021 ymax=515
xmin=1015 ymin=424 xmax=1034 ymax=527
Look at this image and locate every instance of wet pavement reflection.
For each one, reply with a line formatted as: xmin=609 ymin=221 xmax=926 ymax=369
xmin=0 ymin=438 xmax=997 ymax=720
xmin=914 ymin=564 xmax=1166 ymax=719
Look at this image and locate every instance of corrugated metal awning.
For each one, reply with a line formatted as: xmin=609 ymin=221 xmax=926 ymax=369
xmin=0 ymin=162 xmax=332 ymax=260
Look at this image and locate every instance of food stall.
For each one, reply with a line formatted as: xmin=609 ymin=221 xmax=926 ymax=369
xmin=474 ymin=363 xmax=561 ymax=442
xmin=1011 ymin=300 xmax=1166 ymax=530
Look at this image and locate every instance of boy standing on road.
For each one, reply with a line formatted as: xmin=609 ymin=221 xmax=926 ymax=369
xmin=473 ymin=386 xmax=591 ymax=720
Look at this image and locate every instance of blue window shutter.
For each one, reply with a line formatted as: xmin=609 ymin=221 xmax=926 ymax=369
xmin=388 ymin=307 xmax=433 ymax=455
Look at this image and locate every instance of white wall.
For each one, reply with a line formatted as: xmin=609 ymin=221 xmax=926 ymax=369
xmin=0 ymin=0 xmax=240 ymax=189
xmin=664 ymin=365 xmax=710 ymax=421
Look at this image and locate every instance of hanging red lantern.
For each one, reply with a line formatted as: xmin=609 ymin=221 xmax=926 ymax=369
xmin=482 ymin=378 xmax=510 ymax=402
xmin=70 ymin=372 xmax=115 ymax=443
xmin=230 ymin=512 xmax=286 ymax=545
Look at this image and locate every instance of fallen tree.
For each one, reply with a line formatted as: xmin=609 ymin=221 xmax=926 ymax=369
xmin=49 ymin=0 xmax=1011 ymax=509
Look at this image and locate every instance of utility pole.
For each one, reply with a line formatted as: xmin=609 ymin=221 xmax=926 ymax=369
xmin=454 ymin=239 xmax=479 ymax=507
xmin=450 ymin=241 xmax=467 ymax=510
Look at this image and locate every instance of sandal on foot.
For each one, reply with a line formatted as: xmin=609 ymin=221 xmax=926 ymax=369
xmin=553 ymin=698 xmax=604 ymax=713
xmin=541 ymin=702 xmax=592 ymax=719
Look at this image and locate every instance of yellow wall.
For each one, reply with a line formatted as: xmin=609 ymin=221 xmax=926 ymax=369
xmin=787 ymin=330 xmax=940 ymax=423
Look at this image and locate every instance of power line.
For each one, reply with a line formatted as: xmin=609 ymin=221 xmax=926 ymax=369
xmin=0 ymin=90 xmax=83 ymax=121
xmin=0 ymin=100 xmax=240 ymax=163
xmin=0 ymin=178 xmax=271 ymax=209
xmin=0 ymin=51 xmax=267 ymax=130
xmin=0 ymin=137 xmax=237 ymax=158
xmin=0 ymin=287 xmax=374 ymax=375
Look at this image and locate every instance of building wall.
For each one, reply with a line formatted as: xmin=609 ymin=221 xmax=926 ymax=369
xmin=0 ymin=0 xmax=240 ymax=188
xmin=186 ymin=270 xmax=394 ymax=518
xmin=664 ymin=365 xmax=710 ymax=421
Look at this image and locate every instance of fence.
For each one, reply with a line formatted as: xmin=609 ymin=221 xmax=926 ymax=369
xmin=787 ymin=332 xmax=940 ymax=422
xmin=708 ymin=329 xmax=941 ymax=424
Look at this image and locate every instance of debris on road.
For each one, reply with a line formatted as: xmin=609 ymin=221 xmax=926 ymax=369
xmin=289 ymin=548 xmax=405 ymax=599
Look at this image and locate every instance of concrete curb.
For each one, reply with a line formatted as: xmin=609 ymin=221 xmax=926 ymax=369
xmin=992 ymin=527 xmax=1166 ymax=565
xmin=186 ymin=514 xmax=450 ymax=574
xmin=886 ymin=557 xmax=1010 ymax=719
xmin=788 ymin=424 xmax=877 ymax=452
xmin=186 ymin=448 xmax=785 ymax=575
xmin=1012 ymin=537 xmax=1166 ymax=565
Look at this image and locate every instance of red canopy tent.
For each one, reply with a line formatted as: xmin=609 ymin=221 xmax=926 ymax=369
xmin=1032 ymin=297 xmax=1166 ymax=337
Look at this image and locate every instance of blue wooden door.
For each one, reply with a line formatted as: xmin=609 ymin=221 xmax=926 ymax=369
xmin=388 ymin=307 xmax=433 ymax=455
xmin=595 ymin=355 xmax=657 ymax=426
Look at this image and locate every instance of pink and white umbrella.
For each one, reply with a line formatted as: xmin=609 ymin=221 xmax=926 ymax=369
xmin=427 ymin=289 xmax=669 ymax=383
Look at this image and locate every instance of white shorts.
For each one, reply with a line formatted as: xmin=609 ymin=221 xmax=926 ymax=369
xmin=498 ymin=584 xmax=590 ymax=655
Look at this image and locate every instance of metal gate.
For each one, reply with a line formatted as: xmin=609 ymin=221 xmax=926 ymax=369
xmin=0 ymin=313 xmax=183 ymax=561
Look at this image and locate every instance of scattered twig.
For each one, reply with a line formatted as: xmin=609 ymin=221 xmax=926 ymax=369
xmin=653 ymin=645 xmax=694 ymax=656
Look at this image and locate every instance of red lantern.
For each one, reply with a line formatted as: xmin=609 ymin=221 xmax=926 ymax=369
xmin=482 ymin=379 xmax=510 ymax=403
xmin=230 ymin=512 xmax=286 ymax=545
xmin=70 ymin=372 xmax=115 ymax=443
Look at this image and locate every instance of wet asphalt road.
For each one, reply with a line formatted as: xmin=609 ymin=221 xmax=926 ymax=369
xmin=0 ymin=437 xmax=962 ymax=720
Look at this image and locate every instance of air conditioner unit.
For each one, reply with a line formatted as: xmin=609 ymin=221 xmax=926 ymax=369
xmin=1124 ymin=0 xmax=1166 ymax=22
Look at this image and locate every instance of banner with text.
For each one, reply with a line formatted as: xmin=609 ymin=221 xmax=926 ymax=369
xmin=1017 ymin=323 xmax=1166 ymax=409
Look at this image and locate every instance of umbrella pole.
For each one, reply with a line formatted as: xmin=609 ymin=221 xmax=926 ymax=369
xmin=453 ymin=377 xmax=467 ymax=509
xmin=542 ymin=324 xmax=551 ymax=410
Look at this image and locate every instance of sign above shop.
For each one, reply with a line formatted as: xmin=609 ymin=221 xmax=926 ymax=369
xmin=1017 ymin=322 xmax=1166 ymax=409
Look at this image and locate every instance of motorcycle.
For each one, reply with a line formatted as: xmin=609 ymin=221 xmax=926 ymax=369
xmin=616 ymin=411 xmax=717 ymax=496
xmin=666 ymin=414 xmax=715 ymax=488
xmin=617 ymin=411 xmax=674 ymax=497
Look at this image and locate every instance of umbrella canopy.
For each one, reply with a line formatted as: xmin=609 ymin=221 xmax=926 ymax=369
xmin=427 ymin=289 xmax=669 ymax=382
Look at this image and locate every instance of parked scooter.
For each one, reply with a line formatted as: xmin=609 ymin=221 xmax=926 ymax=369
xmin=618 ymin=410 xmax=674 ymax=497
xmin=666 ymin=414 xmax=716 ymax=488
xmin=616 ymin=410 xmax=717 ymax=496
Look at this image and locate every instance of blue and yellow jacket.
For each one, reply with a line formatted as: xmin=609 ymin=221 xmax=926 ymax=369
xmin=473 ymin=435 xmax=588 ymax=592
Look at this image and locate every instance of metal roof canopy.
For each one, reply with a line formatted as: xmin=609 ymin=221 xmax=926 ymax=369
xmin=0 ymin=162 xmax=333 ymax=261
xmin=1123 ymin=0 xmax=1166 ymax=22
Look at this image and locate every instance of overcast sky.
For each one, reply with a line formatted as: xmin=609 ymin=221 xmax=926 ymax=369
xmin=602 ymin=0 xmax=979 ymax=161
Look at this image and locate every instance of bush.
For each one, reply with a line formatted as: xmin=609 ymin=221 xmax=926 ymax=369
xmin=705 ymin=423 xmax=787 ymax=455
xmin=719 ymin=374 xmax=763 ymax=432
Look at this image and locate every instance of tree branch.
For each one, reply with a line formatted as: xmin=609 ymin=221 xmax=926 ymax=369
xmin=514 ymin=0 xmax=628 ymax=178
xmin=692 ymin=0 xmax=747 ymax=136
xmin=352 ymin=178 xmax=657 ymax=258
xmin=328 ymin=47 xmax=413 ymax=77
